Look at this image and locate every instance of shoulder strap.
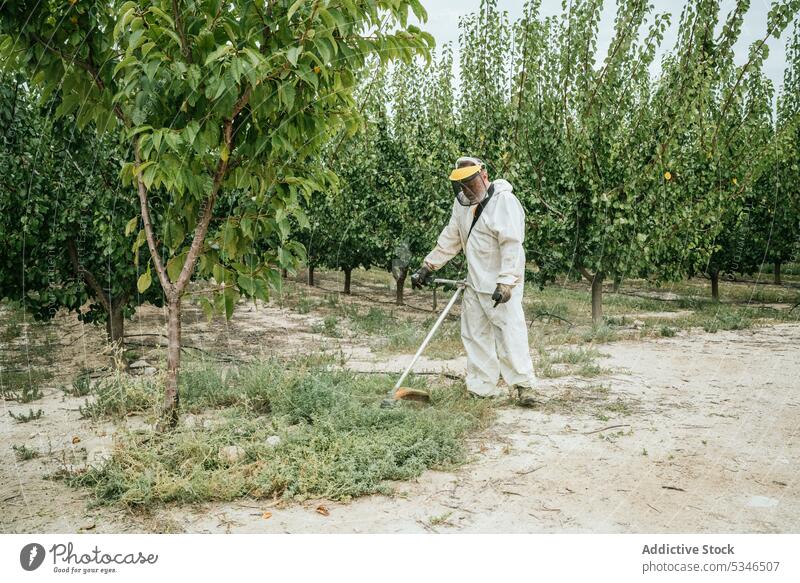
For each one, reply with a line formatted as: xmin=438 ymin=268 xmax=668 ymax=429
xmin=467 ymin=182 xmax=495 ymax=240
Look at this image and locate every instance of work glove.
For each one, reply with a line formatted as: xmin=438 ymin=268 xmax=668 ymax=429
xmin=492 ymin=283 xmax=513 ymax=307
xmin=411 ymin=264 xmax=434 ymax=290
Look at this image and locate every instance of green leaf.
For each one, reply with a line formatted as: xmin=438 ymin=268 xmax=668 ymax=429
xmin=132 ymin=229 xmax=146 ymax=252
xmin=166 ymin=252 xmax=187 ymax=283
xmin=223 ymin=287 xmax=239 ymax=320
xmin=286 ymin=46 xmax=302 ymax=66
xmin=237 ymin=274 xmax=255 ymax=295
xmin=205 ymin=44 xmax=233 ymax=66
xmin=113 ymin=55 xmax=139 ymax=76
xmin=137 ymin=266 xmax=152 ymax=293
xmin=147 ymin=6 xmax=175 ymax=27
xmin=281 ymin=82 xmax=296 ymax=110
xmin=287 ymin=0 xmax=306 ymax=22
xmin=198 ymin=296 xmax=214 ymax=322
xmin=123 ymin=217 xmax=138 ymax=237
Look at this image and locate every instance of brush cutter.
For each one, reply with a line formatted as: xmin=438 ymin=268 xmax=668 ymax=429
xmin=380 ymin=279 xmax=466 ymax=408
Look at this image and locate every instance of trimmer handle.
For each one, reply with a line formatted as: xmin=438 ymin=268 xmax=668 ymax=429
xmin=492 ymin=289 xmax=502 ymax=308
xmin=432 ymin=278 xmax=465 ymax=287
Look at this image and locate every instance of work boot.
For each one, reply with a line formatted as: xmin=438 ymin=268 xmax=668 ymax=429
xmin=514 ymin=385 xmax=540 ymax=407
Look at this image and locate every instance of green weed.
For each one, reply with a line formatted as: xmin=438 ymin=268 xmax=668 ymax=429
xmin=63 ymin=370 xmax=93 ymax=397
xmin=60 ymin=360 xmax=493 ymax=508
xmin=79 ymin=374 xmax=160 ymax=420
xmin=9 ymin=408 xmax=44 ymax=423
xmin=12 ymin=444 xmax=40 ymax=460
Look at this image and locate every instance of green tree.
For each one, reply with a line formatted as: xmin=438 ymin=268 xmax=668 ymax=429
xmin=1 ymin=0 xmax=433 ymax=427
xmin=0 ymin=79 xmax=163 ymax=349
xmin=507 ymin=0 xmax=677 ymax=322
xmin=505 ymin=0 xmax=798 ymax=319
xmin=660 ymin=1 xmax=800 ymax=300
xmin=765 ymin=17 xmax=800 ymax=284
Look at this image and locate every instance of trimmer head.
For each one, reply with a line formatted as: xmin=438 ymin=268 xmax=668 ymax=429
xmin=394 ymin=387 xmax=431 ymax=402
xmin=380 ymin=387 xmax=431 ymax=408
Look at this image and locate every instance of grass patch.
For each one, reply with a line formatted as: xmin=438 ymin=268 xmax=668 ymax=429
xmin=700 ymin=306 xmax=753 ymax=333
xmin=79 ymin=374 xmax=161 ymax=420
xmin=312 ymin=315 xmax=341 ymax=337
xmin=59 ymin=359 xmax=493 ymax=508
xmin=550 ymin=346 xmax=602 ymax=365
xmin=539 ymin=382 xmax=616 ymax=415
xmin=1 ymin=300 xmax=57 ymax=400
xmin=605 ymin=293 xmax=676 ymax=313
xmin=13 ymin=444 xmax=40 ymax=461
xmin=322 ymin=293 xmax=340 ymax=308
xmin=323 ymin=315 xmax=340 ymax=337
xmin=660 ymin=326 xmax=676 ymax=337
xmin=63 ymin=370 xmax=93 ymax=397
xmin=581 ymin=324 xmax=617 ymax=344
xmin=9 ymin=408 xmax=44 ymax=423
xmin=347 ymin=306 xmax=396 ymax=334
xmin=295 ymin=295 xmax=313 ymax=314
xmin=1 ymin=369 xmax=52 ymax=401
xmin=536 ymin=346 xmax=609 ymax=379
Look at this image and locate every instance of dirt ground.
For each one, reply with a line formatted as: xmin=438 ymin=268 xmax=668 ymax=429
xmin=2 ymin=281 xmax=799 ymax=533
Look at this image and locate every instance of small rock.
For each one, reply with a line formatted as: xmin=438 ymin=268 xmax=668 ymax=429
xmin=265 ymin=435 xmax=281 ymax=448
xmin=183 ymin=414 xmax=198 ymax=428
xmin=218 ymin=445 xmax=246 ymax=464
xmin=87 ymin=446 xmax=112 ymax=469
xmin=129 ymin=359 xmax=150 ymax=369
xmin=142 ymin=367 xmax=158 ymax=376
xmin=632 ymin=319 xmax=646 ymax=328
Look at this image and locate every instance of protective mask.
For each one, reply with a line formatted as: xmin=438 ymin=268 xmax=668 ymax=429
xmin=450 ymin=160 xmax=489 ymax=206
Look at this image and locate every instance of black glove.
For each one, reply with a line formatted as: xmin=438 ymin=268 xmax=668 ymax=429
xmin=411 ymin=265 xmax=434 ymax=290
xmin=492 ymin=283 xmax=513 ymax=307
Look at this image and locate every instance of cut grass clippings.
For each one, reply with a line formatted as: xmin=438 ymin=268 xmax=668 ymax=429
xmin=61 ymin=357 xmax=493 ymax=508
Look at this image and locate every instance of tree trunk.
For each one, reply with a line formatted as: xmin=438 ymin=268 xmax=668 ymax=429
xmin=710 ymin=268 xmax=720 ymax=301
xmin=343 ymin=268 xmax=352 ymax=294
xmin=774 ymin=261 xmax=782 ymax=285
xmin=162 ymin=297 xmax=181 ymax=429
xmin=395 ymin=266 xmax=407 ymax=305
xmin=308 ymin=265 xmax=315 ymax=286
xmin=106 ymin=303 xmax=125 ymax=348
xmin=612 ymin=274 xmax=622 ymax=293
xmin=282 ymin=268 xmax=288 ymax=279
xmin=591 ymin=272 xmax=604 ymax=324
xmin=579 ymin=267 xmax=604 ymax=325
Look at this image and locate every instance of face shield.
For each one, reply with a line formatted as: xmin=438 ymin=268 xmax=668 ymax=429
xmin=449 ymin=157 xmax=488 ymax=206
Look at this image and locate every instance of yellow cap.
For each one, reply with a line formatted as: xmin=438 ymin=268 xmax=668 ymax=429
xmin=449 ymin=165 xmax=481 ymax=181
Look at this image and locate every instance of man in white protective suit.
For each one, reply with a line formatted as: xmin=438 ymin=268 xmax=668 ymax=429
xmin=411 ymin=156 xmax=540 ymax=406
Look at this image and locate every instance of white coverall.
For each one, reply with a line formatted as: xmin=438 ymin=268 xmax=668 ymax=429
xmin=423 ymin=178 xmax=537 ymax=397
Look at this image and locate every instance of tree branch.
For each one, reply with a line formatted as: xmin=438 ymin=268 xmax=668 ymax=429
xmin=172 ymin=0 xmax=193 ymax=64
xmin=65 ymin=238 xmax=111 ymax=313
xmin=578 ymin=266 xmax=595 ymax=283
xmin=133 ymin=142 xmax=172 ymax=296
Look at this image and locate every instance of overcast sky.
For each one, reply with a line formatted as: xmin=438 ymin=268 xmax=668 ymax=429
xmin=412 ymin=0 xmax=793 ymax=98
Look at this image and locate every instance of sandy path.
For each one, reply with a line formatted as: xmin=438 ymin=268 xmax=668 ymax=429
xmin=3 ymin=318 xmax=798 ymax=533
